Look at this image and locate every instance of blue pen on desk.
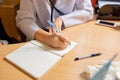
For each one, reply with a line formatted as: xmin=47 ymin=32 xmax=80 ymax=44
xmin=74 ymin=53 xmax=102 ymax=61
xmin=47 ymin=20 xmax=60 ymax=33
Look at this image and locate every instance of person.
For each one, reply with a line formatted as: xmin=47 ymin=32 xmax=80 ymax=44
xmin=16 ymin=0 xmax=94 ymax=49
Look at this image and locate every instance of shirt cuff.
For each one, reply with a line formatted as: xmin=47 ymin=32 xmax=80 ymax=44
xmin=0 ymin=40 xmax=9 ymax=45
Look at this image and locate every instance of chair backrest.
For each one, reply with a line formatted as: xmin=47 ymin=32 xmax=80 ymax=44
xmin=0 ymin=0 xmax=26 ymax=43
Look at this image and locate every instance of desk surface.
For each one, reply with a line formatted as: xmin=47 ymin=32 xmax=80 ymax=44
xmin=0 ymin=20 xmax=120 ymax=80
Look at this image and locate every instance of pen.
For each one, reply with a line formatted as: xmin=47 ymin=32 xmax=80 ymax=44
xmin=47 ymin=20 xmax=60 ymax=33
xmin=74 ymin=53 xmax=102 ymax=61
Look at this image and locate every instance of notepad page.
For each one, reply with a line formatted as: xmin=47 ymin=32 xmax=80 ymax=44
xmin=30 ymin=40 xmax=77 ymax=57
xmin=5 ymin=42 xmax=61 ymax=79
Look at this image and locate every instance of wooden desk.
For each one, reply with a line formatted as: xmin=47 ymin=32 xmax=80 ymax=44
xmin=0 ymin=20 xmax=120 ymax=80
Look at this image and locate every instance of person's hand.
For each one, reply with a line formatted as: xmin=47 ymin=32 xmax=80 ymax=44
xmin=34 ymin=29 xmax=70 ymax=49
xmin=49 ymin=17 xmax=63 ymax=33
xmin=44 ymin=33 xmax=70 ymax=49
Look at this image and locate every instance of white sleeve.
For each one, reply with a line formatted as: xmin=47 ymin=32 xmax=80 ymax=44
xmin=16 ymin=0 xmax=39 ymax=40
xmin=0 ymin=40 xmax=8 ymax=45
xmin=60 ymin=0 xmax=94 ymax=27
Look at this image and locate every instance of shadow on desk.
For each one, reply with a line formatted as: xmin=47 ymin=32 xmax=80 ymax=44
xmin=80 ymin=72 xmax=89 ymax=80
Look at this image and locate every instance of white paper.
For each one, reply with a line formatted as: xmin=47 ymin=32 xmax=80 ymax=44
xmin=5 ymin=40 xmax=77 ymax=79
xmin=30 ymin=40 xmax=77 ymax=57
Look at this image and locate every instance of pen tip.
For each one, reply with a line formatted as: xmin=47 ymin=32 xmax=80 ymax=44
xmin=74 ymin=58 xmax=79 ymax=61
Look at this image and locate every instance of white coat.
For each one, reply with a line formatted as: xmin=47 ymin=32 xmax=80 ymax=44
xmin=16 ymin=0 xmax=94 ymax=39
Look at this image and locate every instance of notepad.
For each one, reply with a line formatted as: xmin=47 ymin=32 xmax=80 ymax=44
xmin=5 ymin=40 xmax=77 ymax=79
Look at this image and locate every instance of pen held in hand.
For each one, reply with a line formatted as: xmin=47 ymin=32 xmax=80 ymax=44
xmin=74 ymin=53 xmax=102 ymax=61
xmin=47 ymin=20 xmax=60 ymax=33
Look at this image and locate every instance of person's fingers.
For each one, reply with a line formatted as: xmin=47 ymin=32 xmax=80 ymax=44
xmin=49 ymin=27 xmax=52 ymax=33
xmin=53 ymin=42 xmax=67 ymax=49
xmin=49 ymin=35 xmax=68 ymax=49
xmin=54 ymin=22 xmax=62 ymax=32
xmin=49 ymin=27 xmax=56 ymax=33
xmin=46 ymin=33 xmax=70 ymax=49
xmin=54 ymin=33 xmax=71 ymax=45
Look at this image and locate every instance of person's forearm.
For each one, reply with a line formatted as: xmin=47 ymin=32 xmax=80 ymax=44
xmin=60 ymin=10 xmax=93 ymax=27
xmin=34 ymin=29 xmax=50 ymax=43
